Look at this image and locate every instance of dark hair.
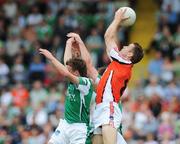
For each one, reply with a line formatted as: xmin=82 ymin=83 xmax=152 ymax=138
xmin=131 ymin=43 xmax=144 ymax=64
xmin=66 ymin=58 xmax=87 ymax=77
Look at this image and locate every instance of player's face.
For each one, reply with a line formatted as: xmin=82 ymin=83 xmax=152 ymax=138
xmin=120 ymin=43 xmax=134 ymax=58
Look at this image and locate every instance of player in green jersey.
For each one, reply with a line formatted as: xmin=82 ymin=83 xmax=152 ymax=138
xmin=39 ymin=37 xmax=95 ymax=144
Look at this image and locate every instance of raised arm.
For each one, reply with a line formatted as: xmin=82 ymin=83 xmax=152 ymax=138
xmin=104 ymin=9 xmax=128 ymax=55
xmin=63 ymin=37 xmax=75 ymax=65
xmin=39 ymin=48 xmax=79 ymax=84
xmin=67 ymin=33 xmax=99 ymax=82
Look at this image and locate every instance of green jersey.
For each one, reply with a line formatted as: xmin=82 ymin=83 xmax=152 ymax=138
xmin=64 ymin=77 xmax=93 ymax=124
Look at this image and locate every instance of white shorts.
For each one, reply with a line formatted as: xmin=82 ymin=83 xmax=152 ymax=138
xmin=92 ymin=101 xmax=122 ymax=130
xmin=49 ymin=119 xmax=87 ymax=144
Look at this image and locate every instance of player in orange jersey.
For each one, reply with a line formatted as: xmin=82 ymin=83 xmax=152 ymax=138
xmin=92 ymin=9 xmax=144 ymax=144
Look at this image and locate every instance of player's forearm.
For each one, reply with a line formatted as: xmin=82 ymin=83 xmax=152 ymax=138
xmin=50 ymin=56 xmax=79 ymax=84
xmin=87 ymin=64 xmax=98 ymax=82
xmin=79 ymin=42 xmax=99 ymax=81
xmin=79 ymin=42 xmax=92 ymax=64
xmin=104 ymin=19 xmax=120 ymax=41
xmin=104 ymin=19 xmax=121 ymax=54
xmin=50 ymin=56 xmax=69 ymax=77
xmin=64 ymin=42 xmax=72 ymax=65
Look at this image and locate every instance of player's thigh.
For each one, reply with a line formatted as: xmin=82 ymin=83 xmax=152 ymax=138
xmin=102 ymin=125 xmax=117 ymax=144
xmin=48 ymin=120 xmax=68 ymax=144
xmin=48 ymin=129 xmax=68 ymax=144
xmin=70 ymin=132 xmax=87 ymax=144
xmin=92 ymin=134 xmax=103 ymax=144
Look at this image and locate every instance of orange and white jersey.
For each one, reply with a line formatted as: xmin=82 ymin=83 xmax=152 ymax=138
xmin=96 ymin=48 xmax=133 ymax=104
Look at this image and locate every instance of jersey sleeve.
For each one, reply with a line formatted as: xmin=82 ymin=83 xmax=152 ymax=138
xmin=78 ymin=77 xmax=92 ymax=95
xmin=109 ymin=48 xmax=132 ymax=64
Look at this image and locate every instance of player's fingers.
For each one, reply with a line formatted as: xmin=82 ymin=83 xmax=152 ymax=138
xmin=70 ymin=32 xmax=77 ymax=36
xmin=39 ymin=48 xmax=44 ymax=52
xmin=74 ymin=36 xmax=80 ymax=42
xmin=69 ymin=32 xmax=80 ymax=38
xmin=116 ymin=8 xmax=127 ymax=16
xmin=67 ymin=33 xmax=73 ymax=38
xmin=122 ymin=8 xmax=127 ymax=14
xmin=67 ymin=37 xmax=74 ymax=41
xmin=39 ymin=49 xmax=47 ymax=54
xmin=67 ymin=37 xmax=75 ymax=43
xmin=67 ymin=32 xmax=76 ymax=37
xmin=123 ymin=16 xmax=130 ymax=21
xmin=67 ymin=33 xmax=81 ymax=44
xmin=67 ymin=32 xmax=73 ymax=36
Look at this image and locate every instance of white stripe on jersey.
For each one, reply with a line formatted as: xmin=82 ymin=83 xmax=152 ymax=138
xmin=102 ymin=70 xmax=114 ymax=102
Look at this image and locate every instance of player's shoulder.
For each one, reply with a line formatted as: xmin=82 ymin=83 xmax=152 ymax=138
xmin=78 ymin=77 xmax=92 ymax=85
xmin=79 ymin=76 xmax=91 ymax=81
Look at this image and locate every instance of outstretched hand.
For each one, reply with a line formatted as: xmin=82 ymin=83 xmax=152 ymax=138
xmin=115 ymin=8 xmax=130 ymax=22
xmin=39 ymin=48 xmax=54 ymax=60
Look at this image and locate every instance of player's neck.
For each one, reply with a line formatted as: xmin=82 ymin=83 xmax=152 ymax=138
xmin=119 ymin=53 xmax=131 ymax=62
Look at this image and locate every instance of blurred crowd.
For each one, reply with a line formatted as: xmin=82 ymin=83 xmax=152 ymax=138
xmin=0 ymin=0 xmax=179 ymax=144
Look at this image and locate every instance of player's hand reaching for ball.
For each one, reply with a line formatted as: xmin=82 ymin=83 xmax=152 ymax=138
xmin=39 ymin=48 xmax=54 ymax=61
xmin=115 ymin=7 xmax=136 ymax=26
xmin=114 ymin=8 xmax=129 ymax=22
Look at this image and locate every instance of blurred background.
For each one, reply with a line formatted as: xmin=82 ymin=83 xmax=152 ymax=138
xmin=0 ymin=0 xmax=179 ymax=143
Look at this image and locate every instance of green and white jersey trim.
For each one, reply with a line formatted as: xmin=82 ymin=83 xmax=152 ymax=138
xmin=95 ymin=74 xmax=101 ymax=85
xmin=78 ymin=77 xmax=92 ymax=121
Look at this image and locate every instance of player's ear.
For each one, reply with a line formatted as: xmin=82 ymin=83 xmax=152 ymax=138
xmin=127 ymin=52 xmax=133 ymax=58
xmin=74 ymin=70 xmax=80 ymax=76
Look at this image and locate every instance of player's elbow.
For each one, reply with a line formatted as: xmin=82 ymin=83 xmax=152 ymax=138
xmin=104 ymin=32 xmax=113 ymax=42
xmin=104 ymin=32 xmax=109 ymax=39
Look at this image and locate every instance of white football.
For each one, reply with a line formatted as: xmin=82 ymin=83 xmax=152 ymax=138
xmin=119 ymin=7 xmax=136 ymax=26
